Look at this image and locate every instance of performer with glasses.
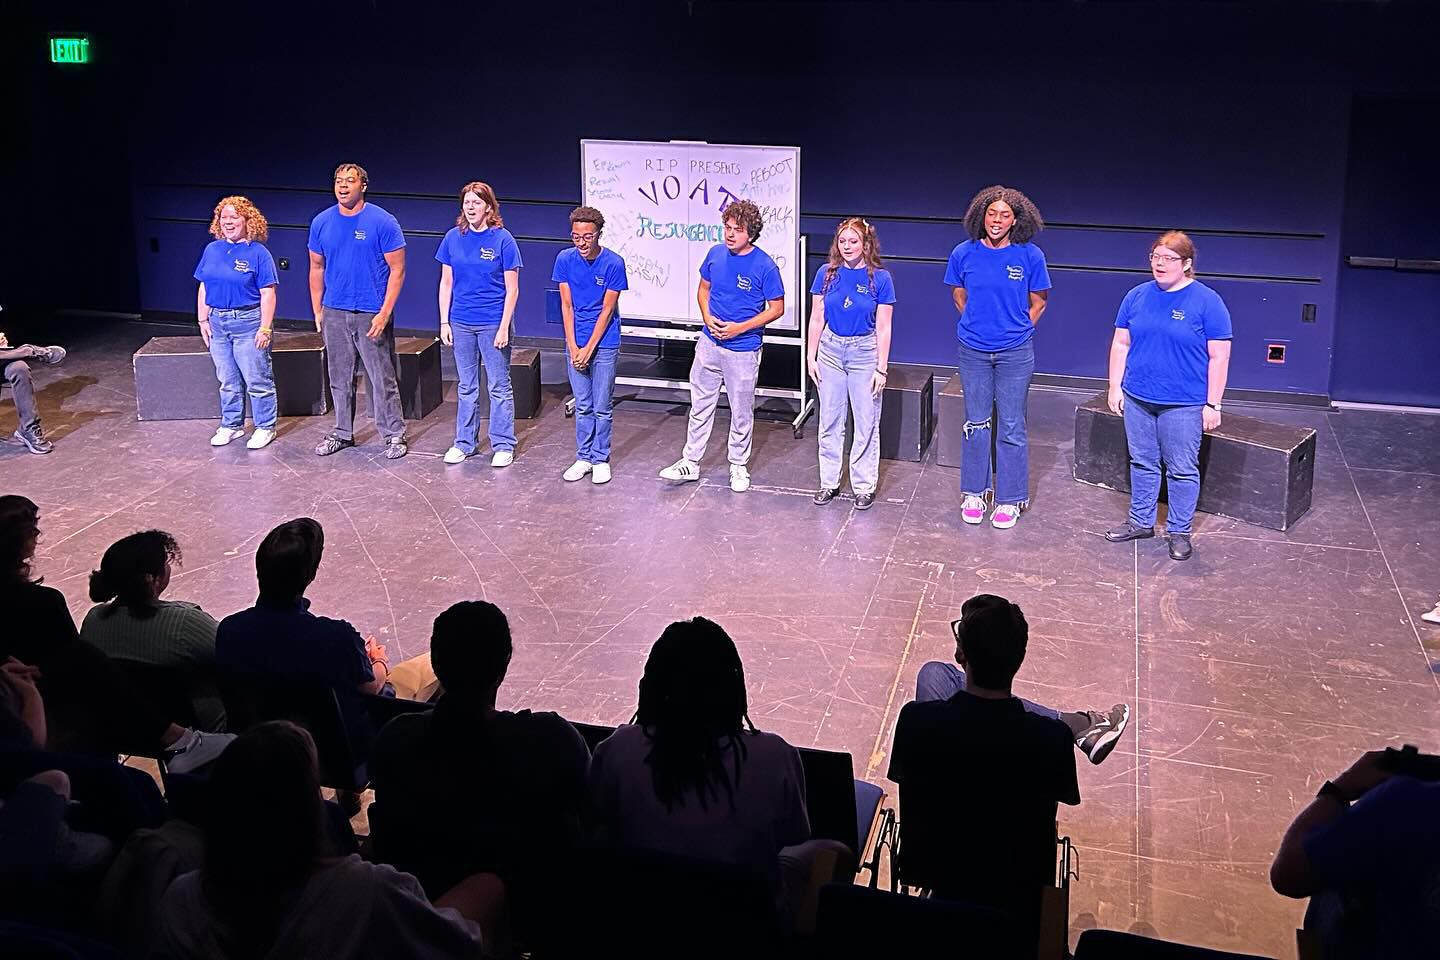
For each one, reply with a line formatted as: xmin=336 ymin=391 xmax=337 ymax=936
xmin=553 ymin=206 xmax=628 ymax=484
xmin=1104 ymin=230 xmax=1233 ymax=561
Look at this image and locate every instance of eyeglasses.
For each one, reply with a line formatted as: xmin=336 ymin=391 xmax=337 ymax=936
xmin=950 ymin=618 xmax=964 ymax=642
xmin=571 ymin=233 xmax=598 ymax=241
xmin=1149 ymin=254 xmax=1182 ymax=264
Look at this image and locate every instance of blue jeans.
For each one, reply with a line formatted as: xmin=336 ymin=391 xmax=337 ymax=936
xmin=452 ymin=324 xmax=515 ymax=454
xmin=1123 ymin=392 xmax=1203 ymax=535
xmin=914 ymin=661 xmax=1060 ymax=721
xmin=208 ymin=307 xmax=276 ymax=430
xmin=956 ymin=339 xmax=1035 ymax=505
xmin=817 ymin=329 xmax=882 ymax=494
xmin=568 ymin=346 xmax=618 ymax=463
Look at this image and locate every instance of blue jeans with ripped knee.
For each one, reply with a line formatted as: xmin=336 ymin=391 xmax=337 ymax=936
xmin=956 ymin=339 xmax=1035 ymax=505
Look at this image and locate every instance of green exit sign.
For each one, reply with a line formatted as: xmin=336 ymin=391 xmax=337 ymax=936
xmin=49 ymin=37 xmax=91 ymax=64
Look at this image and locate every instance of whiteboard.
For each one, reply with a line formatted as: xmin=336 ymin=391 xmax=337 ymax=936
xmin=580 ymin=139 xmax=801 ymax=332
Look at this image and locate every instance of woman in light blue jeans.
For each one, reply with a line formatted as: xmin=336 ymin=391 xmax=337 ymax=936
xmin=195 ymin=196 xmax=279 ymax=449
xmin=806 ymin=218 xmax=895 ymax=510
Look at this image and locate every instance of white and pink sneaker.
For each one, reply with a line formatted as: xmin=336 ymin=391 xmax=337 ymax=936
xmin=961 ymin=495 xmax=987 ymax=525
xmin=990 ymin=504 xmax=1022 ymax=529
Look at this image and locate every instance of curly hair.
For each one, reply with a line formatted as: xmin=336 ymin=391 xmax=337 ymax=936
xmin=456 ymin=181 xmax=504 ymax=233
xmin=961 ymin=185 xmax=1044 ymax=244
xmin=89 ymin=530 xmax=182 ymax=619
xmin=209 ymin=196 xmax=269 ymax=243
xmin=1151 ymin=230 xmax=1197 ymax=277
xmin=0 ymin=495 xmax=40 ymax=585
xmin=569 ymin=205 xmax=605 ymax=234
xmin=721 ymin=198 xmax=764 ymax=241
xmin=334 ymin=162 xmax=368 ymax=188
xmin=821 ymin=217 xmax=885 ymax=295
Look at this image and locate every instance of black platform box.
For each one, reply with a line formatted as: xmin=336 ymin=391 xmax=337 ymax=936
xmin=879 ymin=368 xmax=934 ymax=462
xmin=1072 ymin=392 xmax=1316 ymax=531
xmin=134 ymin=333 xmax=329 ymax=421
xmin=934 ymin=374 xmax=965 ymax=469
xmin=478 ymin=347 xmax=542 ymax=420
xmin=394 ymin=337 xmax=443 ymax=421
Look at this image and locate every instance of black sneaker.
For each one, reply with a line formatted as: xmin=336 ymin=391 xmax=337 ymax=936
xmin=15 ymin=422 xmax=53 ymax=455
xmin=813 ymin=487 xmax=840 ymax=505
xmin=1168 ymin=533 xmax=1193 ymax=561
xmin=314 ymin=433 xmax=355 ymax=456
xmin=384 ymin=436 xmax=409 ymax=460
xmin=1077 ymin=704 xmax=1130 ymax=764
xmin=1105 ymin=522 xmax=1155 ymax=542
xmin=854 ymin=492 xmax=876 ymax=510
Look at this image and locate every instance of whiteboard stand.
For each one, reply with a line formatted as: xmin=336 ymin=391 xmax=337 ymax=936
xmin=613 ymin=237 xmax=814 ymax=438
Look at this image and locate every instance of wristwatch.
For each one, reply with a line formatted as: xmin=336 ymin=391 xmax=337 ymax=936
xmin=1205 ymin=402 xmax=1222 ymax=411
xmin=1316 ymin=780 xmax=1351 ymax=805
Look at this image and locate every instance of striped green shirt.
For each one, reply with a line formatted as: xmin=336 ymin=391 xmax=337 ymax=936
xmin=80 ymin=600 xmax=219 ymax=667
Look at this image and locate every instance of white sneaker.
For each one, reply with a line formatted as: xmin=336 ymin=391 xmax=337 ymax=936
xmin=164 ymin=729 xmax=236 ymax=774
xmin=729 ymin=464 xmax=751 ymax=492
xmin=491 ymin=450 xmax=514 ymax=468
xmin=246 ymin=428 xmax=276 ymax=449
xmin=210 ymin=427 xmax=245 ymax=447
xmin=960 ymin=495 xmax=987 ymax=525
xmin=659 ymin=458 xmax=700 ymax=482
xmin=563 ymin=459 xmax=592 ymax=482
xmin=443 ymin=446 xmax=469 ymax=465
xmin=592 ymin=462 xmax=612 ymax=485
xmin=1422 ymin=603 xmax=1440 ymax=625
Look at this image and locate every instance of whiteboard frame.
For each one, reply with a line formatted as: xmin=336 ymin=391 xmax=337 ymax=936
xmin=578 ymin=138 xmax=814 ymax=437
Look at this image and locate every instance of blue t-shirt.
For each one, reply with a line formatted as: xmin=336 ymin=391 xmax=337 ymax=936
xmin=1115 ymin=280 xmax=1233 ymax=405
xmin=810 ymin=265 xmax=896 ymax=337
xmin=551 ymin=246 xmax=628 ymax=349
xmin=216 ymin=598 xmax=374 ymax=690
xmin=435 ymin=225 xmax=523 ymax=327
xmin=1304 ymin=777 xmax=1440 ymax=959
xmin=942 ymin=240 xmax=1052 ymax=352
xmin=307 ymin=202 xmax=406 ymax=313
xmin=698 ymin=244 xmax=785 ymax=352
xmin=193 ymin=239 xmax=278 ymax=309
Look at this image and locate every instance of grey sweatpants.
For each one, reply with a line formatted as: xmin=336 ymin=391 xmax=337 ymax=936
xmin=682 ymin=334 xmax=763 ymax=466
xmin=321 ymin=307 xmax=406 ymax=442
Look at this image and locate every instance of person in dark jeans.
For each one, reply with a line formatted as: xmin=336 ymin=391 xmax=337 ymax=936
xmin=307 ymin=162 xmax=409 ymax=460
xmin=0 ymin=331 xmax=65 ymax=454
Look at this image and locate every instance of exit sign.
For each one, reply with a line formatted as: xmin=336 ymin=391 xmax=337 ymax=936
xmin=49 ymin=37 xmax=91 ymax=64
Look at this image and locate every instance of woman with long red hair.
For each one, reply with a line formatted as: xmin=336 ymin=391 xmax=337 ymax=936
xmin=805 ymin=218 xmax=895 ymax=509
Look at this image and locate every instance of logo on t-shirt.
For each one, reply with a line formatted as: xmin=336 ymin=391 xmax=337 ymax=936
xmin=1171 ymin=309 xmax=1186 ymax=321
xmin=354 ymin=229 xmax=367 ymax=241
xmin=480 ymin=247 xmax=497 ymax=261
xmin=736 ymin=276 xmax=753 ymax=292
xmin=1006 ymin=265 xmax=1024 ymax=281
xmin=855 ymin=283 xmax=868 ymax=293
xmin=594 ymin=276 xmax=606 ymax=286
xmin=842 ymin=296 xmax=854 ymax=310
xmin=232 ymin=260 xmax=251 ymax=273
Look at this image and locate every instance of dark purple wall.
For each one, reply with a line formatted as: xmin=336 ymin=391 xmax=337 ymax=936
xmin=17 ymin=1 xmax=1440 ymax=402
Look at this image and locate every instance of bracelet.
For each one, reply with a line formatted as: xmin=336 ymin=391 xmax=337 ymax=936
xmin=258 ymin=327 xmax=272 ymax=333
xmin=371 ymin=658 xmax=389 ymax=673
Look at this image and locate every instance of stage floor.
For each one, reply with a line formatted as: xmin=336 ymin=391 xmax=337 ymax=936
xmin=5 ymin=320 xmax=1439 ymax=956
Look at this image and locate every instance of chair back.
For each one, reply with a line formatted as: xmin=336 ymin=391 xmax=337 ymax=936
xmin=1074 ymin=929 xmax=1275 ymax=959
xmin=216 ymin=669 xmax=366 ymax=790
xmin=816 ymin=882 xmax=1024 ymax=959
xmin=108 ymin=659 xmax=203 ymax=729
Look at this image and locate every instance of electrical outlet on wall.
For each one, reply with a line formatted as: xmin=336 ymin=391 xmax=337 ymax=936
xmin=1267 ymin=343 xmax=1287 ymax=364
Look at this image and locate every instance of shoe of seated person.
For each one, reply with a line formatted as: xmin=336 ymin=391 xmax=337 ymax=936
xmin=1420 ymin=603 xmax=1440 ymax=625
xmin=164 ymin=729 xmax=236 ymax=774
xmin=1076 ymin=704 xmax=1130 ymax=765
xmin=15 ymin=421 xmax=53 ymax=455
xmin=37 ymin=345 xmax=66 ymax=365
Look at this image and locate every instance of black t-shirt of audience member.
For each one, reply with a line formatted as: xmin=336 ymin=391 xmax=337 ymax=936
xmin=887 ymin=690 xmax=1079 ymax=903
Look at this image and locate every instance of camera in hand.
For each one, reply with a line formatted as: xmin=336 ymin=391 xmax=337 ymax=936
xmin=1382 ymin=744 xmax=1440 ymax=781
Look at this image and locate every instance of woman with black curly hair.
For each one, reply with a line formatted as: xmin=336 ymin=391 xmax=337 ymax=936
xmin=943 ymin=186 xmax=1051 ymax=529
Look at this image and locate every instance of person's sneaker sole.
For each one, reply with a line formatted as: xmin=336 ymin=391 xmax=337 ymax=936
xmin=1083 ymin=705 xmax=1130 ymax=765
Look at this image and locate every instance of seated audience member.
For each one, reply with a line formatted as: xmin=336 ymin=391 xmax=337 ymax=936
xmin=81 ymin=530 xmax=225 ymax=730
xmin=589 ymin=617 xmax=853 ymax=926
xmin=915 ymin=620 xmax=1130 ymax=764
xmin=216 ymin=518 xmax=437 ymax=701
xmin=0 ymin=495 xmax=230 ymax=771
xmin=1270 ymin=747 xmax=1440 ymax=959
xmin=154 ymin=721 xmax=500 ymax=959
xmin=887 ymin=594 xmax=1079 ymax=938
xmin=0 ymin=331 xmax=65 ymax=454
xmin=369 ymin=601 xmax=589 ymax=936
